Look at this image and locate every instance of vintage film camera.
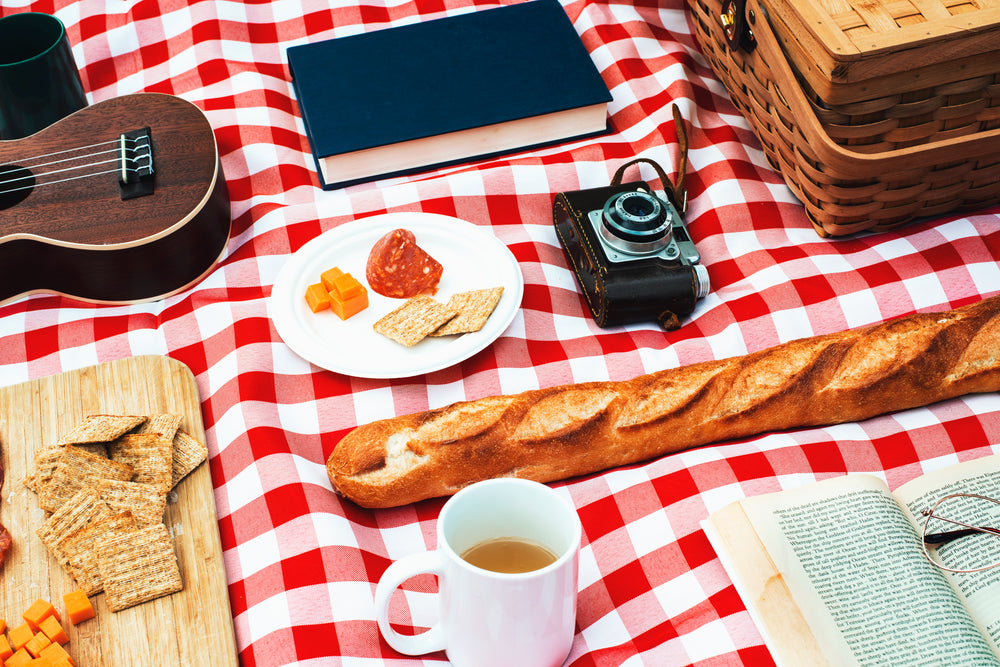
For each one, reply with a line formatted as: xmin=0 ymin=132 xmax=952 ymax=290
xmin=553 ymin=156 xmax=709 ymax=330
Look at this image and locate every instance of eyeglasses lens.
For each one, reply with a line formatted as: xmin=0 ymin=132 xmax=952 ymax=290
xmin=923 ymin=493 xmax=1000 ymax=574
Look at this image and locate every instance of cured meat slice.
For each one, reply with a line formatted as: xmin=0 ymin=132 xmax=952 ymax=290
xmin=0 ymin=523 xmax=10 ymax=569
xmin=0 ymin=442 xmax=7 ymax=569
xmin=366 ymin=228 xmax=443 ymax=299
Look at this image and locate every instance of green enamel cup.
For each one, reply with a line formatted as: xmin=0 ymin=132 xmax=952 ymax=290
xmin=0 ymin=12 xmax=87 ymax=139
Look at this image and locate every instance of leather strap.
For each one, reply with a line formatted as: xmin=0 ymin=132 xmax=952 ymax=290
xmin=610 ymin=104 xmax=688 ymax=211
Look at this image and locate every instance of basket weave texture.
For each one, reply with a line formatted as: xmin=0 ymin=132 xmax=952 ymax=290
xmin=689 ymin=0 xmax=1000 ymax=236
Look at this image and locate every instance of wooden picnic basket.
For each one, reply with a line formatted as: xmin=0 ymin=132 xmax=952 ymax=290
xmin=686 ymin=0 xmax=1000 ymax=236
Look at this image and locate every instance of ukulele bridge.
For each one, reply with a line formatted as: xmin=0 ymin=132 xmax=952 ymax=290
xmin=119 ymin=127 xmax=155 ymax=200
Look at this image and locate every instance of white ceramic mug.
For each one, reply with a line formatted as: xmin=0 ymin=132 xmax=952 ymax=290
xmin=375 ymin=478 xmax=582 ymax=667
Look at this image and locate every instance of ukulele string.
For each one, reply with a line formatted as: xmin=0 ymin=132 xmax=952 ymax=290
xmin=0 ymin=137 xmax=152 ymax=195
xmin=3 ymin=137 xmax=149 ymax=168
xmin=0 ymin=166 xmax=153 ymax=195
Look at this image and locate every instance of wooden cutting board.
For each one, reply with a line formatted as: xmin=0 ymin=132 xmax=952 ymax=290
xmin=0 ymin=355 xmax=238 ymax=666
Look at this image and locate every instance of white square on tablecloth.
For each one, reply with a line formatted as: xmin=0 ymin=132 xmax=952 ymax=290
xmin=106 ymin=22 xmax=140 ymax=58
xmin=837 ymin=290 xmax=881 ymax=329
xmin=903 ymin=275 xmax=947 ymax=310
xmin=244 ymin=592 xmax=293 ymax=643
xmin=277 ymin=401 xmax=320 ymax=435
xmin=352 ymin=386 xmax=396 ymax=427
xmin=400 ymin=590 xmax=440 ymax=632
xmin=236 ymin=529 xmax=282 ymax=579
xmin=577 ymin=543 xmax=602 ymax=590
xmin=970 ymin=261 xmax=1000 ymax=294
xmin=224 ymin=460 xmax=266 ymax=513
xmin=325 ymin=581 xmax=380 ymax=623
xmin=581 ymin=605 xmax=631 ymax=652
xmin=776 ymin=471 xmax=822 ymax=492
xmin=653 ymin=570 xmax=706 ymax=619
xmin=569 ymin=355 xmax=610 ymax=383
xmin=312 ymin=512 xmax=359 ymax=550
xmin=426 ymin=379 xmax=468 ymax=412
xmin=770 ymin=306 xmax=812 ymax=343
xmin=625 ymin=510 xmax=674 ymax=558
xmin=512 ymin=164 xmax=553 ymax=195
xmin=698 ymin=482 xmax=746 ymax=515
xmin=890 ymin=406 xmax=940 ymax=431
xmin=497 ymin=365 xmax=541 ymax=397
xmin=680 ymin=618 xmax=737 ymax=662
xmin=381 ymin=521 xmax=430 ymax=562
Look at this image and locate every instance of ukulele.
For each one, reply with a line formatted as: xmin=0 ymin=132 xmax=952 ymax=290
xmin=0 ymin=93 xmax=231 ymax=305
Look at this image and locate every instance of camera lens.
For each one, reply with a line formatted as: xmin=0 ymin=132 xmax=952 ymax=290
xmin=600 ymin=191 xmax=673 ymax=255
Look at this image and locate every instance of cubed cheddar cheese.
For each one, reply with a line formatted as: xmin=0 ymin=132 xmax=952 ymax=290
xmin=304 ymin=283 xmax=331 ymax=313
xmin=24 ymin=631 xmax=51 ymax=658
xmin=331 ymin=272 xmax=363 ymax=300
xmin=63 ymin=589 xmax=96 ymax=626
xmin=4 ymin=646 xmax=35 ymax=666
xmin=330 ymin=281 xmax=368 ymax=320
xmin=22 ymin=600 xmax=58 ymax=633
xmin=39 ymin=615 xmax=68 ymax=645
xmin=39 ymin=640 xmax=74 ymax=665
xmin=0 ymin=634 xmax=14 ymax=661
xmin=306 ymin=267 xmax=370 ymax=320
xmin=319 ymin=267 xmax=344 ymax=292
xmin=9 ymin=622 xmax=34 ymax=651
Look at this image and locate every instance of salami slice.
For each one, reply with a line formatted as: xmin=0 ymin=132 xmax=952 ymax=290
xmin=366 ymin=228 xmax=443 ymax=299
xmin=0 ymin=448 xmax=7 ymax=569
xmin=0 ymin=523 xmax=10 ymax=569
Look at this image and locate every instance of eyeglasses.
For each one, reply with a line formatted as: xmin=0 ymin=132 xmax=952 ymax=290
xmin=921 ymin=493 xmax=1000 ymax=573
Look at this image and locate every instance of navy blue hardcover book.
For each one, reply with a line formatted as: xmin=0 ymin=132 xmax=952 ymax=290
xmin=287 ymin=0 xmax=613 ymax=190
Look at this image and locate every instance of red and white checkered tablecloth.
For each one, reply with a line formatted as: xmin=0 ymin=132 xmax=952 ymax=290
xmin=2 ymin=0 xmax=999 ymax=665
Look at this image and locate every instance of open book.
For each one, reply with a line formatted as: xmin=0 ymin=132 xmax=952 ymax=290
xmin=703 ymin=454 xmax=1000 ymax=666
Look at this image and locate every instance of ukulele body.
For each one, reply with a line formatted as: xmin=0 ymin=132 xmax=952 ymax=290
xmin=0 ymin=93 xmax=231 ymax=305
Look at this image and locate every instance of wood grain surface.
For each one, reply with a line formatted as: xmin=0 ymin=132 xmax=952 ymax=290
xmin=0 ymin=355 xmax=238 ymax=666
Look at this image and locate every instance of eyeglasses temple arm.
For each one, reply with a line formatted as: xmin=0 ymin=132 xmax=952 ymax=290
xmin=923 ymin=526 xmax=1000 ymax=545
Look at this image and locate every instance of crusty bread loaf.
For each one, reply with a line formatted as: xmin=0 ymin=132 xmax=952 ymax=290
xmin=328 ymin=296 xmax=1000 ymax=507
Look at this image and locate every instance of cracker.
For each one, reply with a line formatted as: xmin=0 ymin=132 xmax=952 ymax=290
xmin=134 ymin=413 xmax=183 ymax=440
xmin=36 ymin=486 xmax=113 ymax=563
xmin=57 ymin=415 xmax=147 ymax=445
xmin=62 ymin=511 xmax=138 ymax=596
xmin=373 ymin=296 xmax=457 ymax=346
xmin=171 ymin=429 xmax=208 ymax=488
xmin=96 ymin=479 xmax=167 ymax=527
xmin=430 ymin=287 xmax=505 ymax=336
xmin=108 ymin=433 xmax=173 ymax=491
xmin=98 ymin=523 xmax=183 ymax=612
xmin=23 ymin=445 xmax=66 ymax=493
xmin=37 ymin=446 xmax=134 ymax=513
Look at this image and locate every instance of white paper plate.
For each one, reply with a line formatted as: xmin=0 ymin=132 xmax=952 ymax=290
xmin=270 ymin=212 xmax=524 ymax=378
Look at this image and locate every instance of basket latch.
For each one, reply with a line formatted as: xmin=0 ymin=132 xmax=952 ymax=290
xmin=720 ymin=0 xmax=757 ymax=53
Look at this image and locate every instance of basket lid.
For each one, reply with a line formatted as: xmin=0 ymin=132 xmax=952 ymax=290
xmin=766 ymin=0 xmax=1000 ymax=84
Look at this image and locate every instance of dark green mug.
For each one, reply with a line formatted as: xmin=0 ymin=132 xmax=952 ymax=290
xmin=0 ymin=12 xmax=87 ymax=140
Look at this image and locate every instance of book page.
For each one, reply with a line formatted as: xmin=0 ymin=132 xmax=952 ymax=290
xmin=738 ymin=474 xmax=999 ymax=666
xmin=703 ymin=503 xmax=829 ymax=667
xmin=896 ymin=454 xmax=1000 ymax=654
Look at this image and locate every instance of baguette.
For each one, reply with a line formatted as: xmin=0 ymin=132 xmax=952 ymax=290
xmin=328 ymin=296 xmax=1000 ymax=507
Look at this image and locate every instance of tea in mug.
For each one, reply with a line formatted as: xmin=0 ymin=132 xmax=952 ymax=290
xmin=460 ymin=537 xmax=558 ymax=574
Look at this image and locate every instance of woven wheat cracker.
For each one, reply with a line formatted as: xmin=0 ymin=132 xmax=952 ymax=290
xmin=430 ymin=287 xmax=504 ymax=336
xmin=374 ymin=295 xmax=456 ymax=346
xmin=63 ymin=511 xmax=139 ymax=596
xmin=98 ymin=523 xmax=183 ymax=612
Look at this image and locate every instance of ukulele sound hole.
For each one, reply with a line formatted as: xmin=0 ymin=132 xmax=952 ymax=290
xmin=0 ymin=164 xmax=34 ymax=210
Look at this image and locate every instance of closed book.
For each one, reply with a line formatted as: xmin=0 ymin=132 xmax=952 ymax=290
xmin=287 ymin=0 xmax=613 ymax=189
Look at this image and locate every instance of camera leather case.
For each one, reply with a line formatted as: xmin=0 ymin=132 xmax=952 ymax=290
xmin=553 ymin=179 xmax=700 ymax=330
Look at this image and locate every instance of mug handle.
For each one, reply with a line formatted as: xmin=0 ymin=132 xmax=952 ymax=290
xmin=374 ymin=551 xmax=446 ymax=655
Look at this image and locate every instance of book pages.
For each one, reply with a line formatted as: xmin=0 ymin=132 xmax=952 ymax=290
xmin=715 ymin=473 xmax=1000 ymax=665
